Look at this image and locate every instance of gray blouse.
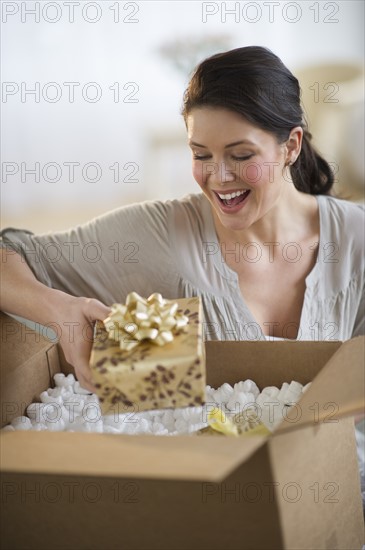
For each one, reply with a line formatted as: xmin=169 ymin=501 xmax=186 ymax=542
xmin=1 ymin=193 xmax=364 ymax=341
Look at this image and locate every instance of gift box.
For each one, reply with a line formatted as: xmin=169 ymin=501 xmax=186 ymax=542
xmin=89 ymin=293 xmax=206 ymax=414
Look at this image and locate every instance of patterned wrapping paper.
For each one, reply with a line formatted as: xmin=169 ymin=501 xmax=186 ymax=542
xmin=90 ymin=297 xmax=206 ymax=414
xmin=197 ymin=408 xmax=271 ymax=437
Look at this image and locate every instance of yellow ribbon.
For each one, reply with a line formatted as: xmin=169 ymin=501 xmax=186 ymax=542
xmin=103 ymin=292 xmax=189 ymax=351
xmin=207 ymin=407 xmax=271 ymax=437
xmin=207 ymin=408 xmax=239 ymax=437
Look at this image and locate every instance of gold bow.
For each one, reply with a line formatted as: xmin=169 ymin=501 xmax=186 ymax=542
xmin=103 ymin=292 xmax=189 ymax=351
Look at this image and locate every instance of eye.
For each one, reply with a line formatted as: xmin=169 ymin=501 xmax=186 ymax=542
xmin=232 ymin=154 xmax=254 ymax=161
xmin=192 ymin=154 xmax=254 ymax=161
xmin=192 ymin=154 xmax=211 ymax=160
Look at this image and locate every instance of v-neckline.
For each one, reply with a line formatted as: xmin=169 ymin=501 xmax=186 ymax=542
xmin=201 ymin=193 xmax=323 ymax=340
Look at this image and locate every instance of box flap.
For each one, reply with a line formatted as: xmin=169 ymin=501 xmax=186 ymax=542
xmin=205 ymin=340 xmax=341 ymax=389
xmin=0 ymin=311 xmax=53 ymax=368
xmin=0 ymin=313 xmax=60 ymax=427
xmin=0 ymin=431 xmax=266 ymax=482
xmin=276 ymin=336 xmax=365 ymax=434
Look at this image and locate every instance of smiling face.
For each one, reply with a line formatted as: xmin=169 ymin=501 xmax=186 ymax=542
xmin=187 ymin=107 xmax=300 ymax=234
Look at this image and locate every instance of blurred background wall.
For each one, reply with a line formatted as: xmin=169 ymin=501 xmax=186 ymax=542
xmin=1 ymin=0 xmax=364 ymax=234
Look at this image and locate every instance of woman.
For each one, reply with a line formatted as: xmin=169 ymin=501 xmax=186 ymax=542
xmin=1 ymin=46 xmax=364 ymax=391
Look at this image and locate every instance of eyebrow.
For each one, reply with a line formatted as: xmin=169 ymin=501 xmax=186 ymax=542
xmin=189 ymin=140 xmax=255 ymax=148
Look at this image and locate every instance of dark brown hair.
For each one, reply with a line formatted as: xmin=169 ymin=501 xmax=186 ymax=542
xmin=181 ymin=46 xmax=334 ymax=195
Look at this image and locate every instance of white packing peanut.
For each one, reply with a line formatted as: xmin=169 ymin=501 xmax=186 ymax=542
xmin=2 ymin=425 xmax=15 ymax=431
xmin=282 ymin=381 xmax=303 ymax=405
xmin=234 ymin=380 xmax=260 ymax=399
xmin=45 ymin=418 xmax=65 ymax=432
xmin=88 ymin=421 xmax=104 ymax=433
xmin=66 ymin=374 xmax=76 ymax=385
xmin=136 ymin=418 xmax=150 ymax=433
xmin=53 ymin=373 xmax=66 ymax=387
xmin=54 ymin=373 xmax=75 ymax=388
xmin=262 ymin=386 xmax=280 ymax=399
xmin=277 ymin=382 xmax=290 ymax=403
xmin=41 ymin=403 xmax=63 ymax=423
xmin=30 ymin=421 xmax=48 ymax=431
xmin=175 ymin=418 xmax=189 ymax=433
xmin=64 ymin=397 xmax=85 ymax=415
xmin=227 ymin=391 xmax=256 ymax=413
xmin=85 ymin=394 xmax=99 ymax=404
xmin=27 ymin=402 xmax=45 ymax=421
xmin=69 ymin=416 xmax=87 ymax=432
xmin=104 ymin=425 xmax=121 ymax=434
xmin=40 ymin=391 xmax=63 ymax=406
xmin=260 ymin=399 xmax=284 ymax=431
xmin=123 ymin=421 xmax=139 ymax=435
xmin=11 ymin=416 xmax=32 ymax=430
xmin=82 ymin=402 xmax=102 ymax=423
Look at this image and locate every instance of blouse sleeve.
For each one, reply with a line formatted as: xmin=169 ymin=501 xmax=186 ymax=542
xmin=0 ymin=199 xmax=176 ymax=305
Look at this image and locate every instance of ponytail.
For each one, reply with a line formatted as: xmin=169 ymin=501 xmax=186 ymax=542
xmin=290 ymin=129 xmax=334 ymax=195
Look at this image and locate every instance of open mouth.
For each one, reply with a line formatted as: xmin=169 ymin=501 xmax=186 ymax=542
xmin=214 ymin=189 xmax=251 ymax=208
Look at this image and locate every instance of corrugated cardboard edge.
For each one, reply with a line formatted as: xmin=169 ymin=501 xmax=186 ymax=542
xmin=275 ymin=336 xmax=365 ymax=434
xmin=0 ymin=431 xmax=266 ymax=482
xmin=1 ymin=312 xmax=58 ymax=427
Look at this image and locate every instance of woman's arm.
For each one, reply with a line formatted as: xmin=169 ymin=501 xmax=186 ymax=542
xmin=0 ymin=248 xmax=110 ymax=391
xmin=1 ymin=198 xmax=174 ymax=389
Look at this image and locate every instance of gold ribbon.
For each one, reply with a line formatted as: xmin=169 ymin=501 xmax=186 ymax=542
xmin=207 ymin=408 xmax=239 ymax=437
xmin=207 ymin=407 xmax=271 ymax=437
xmin=103 ymin=292 xmax=189 ymax=351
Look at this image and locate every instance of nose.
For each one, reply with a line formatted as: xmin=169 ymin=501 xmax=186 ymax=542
xmin=203 ymin=160 xmax=238 ymax=186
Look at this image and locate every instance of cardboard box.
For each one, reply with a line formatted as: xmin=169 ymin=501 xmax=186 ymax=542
xmin=1 ymin=311 xmax=364 ymax=550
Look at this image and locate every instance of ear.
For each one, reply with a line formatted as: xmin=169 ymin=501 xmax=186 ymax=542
xmin=285 ymin=126 xmax=303 ymax=165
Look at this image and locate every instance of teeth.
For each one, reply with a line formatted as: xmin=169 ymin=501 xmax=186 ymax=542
xmin=217 ymin=190 xmax=248 ymax=200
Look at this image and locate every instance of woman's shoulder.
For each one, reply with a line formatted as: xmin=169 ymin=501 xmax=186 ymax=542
xmin=318 ymin=194 xmax=364 ymax=237
xmin=317 ymin=194 xmax=364 ymax=268
xmin=113 ymin=192 xmax=205 ymax=215
xmin=164 ymin=192 xmax=206 ymax=214
xmin=165 ymin=192 xmax=207 ymax=237
xmin=139 ymin=192 xmax=207 ymax=230
xmin=89 ymin=192 xmax=205 ymax=232
xmin=318 ymin=194 xmax=364 ymax=221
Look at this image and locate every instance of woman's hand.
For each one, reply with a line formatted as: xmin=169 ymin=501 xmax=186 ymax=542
xmin=56 ymin=295 xmax=111 ymax=392
xmin=0 ymin=249 xmax=111 ymax=392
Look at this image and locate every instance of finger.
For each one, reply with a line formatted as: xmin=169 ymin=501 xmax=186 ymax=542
xmin=71 ymin=325 xmax=98 ymax=390
xmin=86 ymin=299 xmax=112 ymax=323
xmin=75 ymin=369 xmax=96 ymax=393
xmin=75 ymin=359 xmax=98 ymax=392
